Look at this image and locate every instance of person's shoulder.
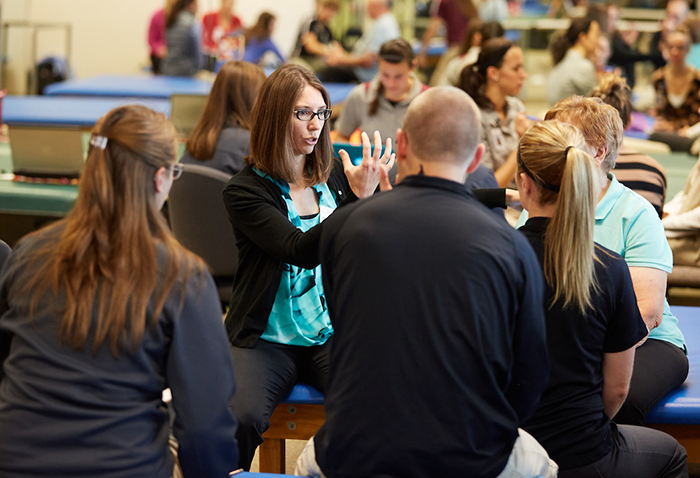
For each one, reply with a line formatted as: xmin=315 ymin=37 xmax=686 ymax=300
xmin=611 ymin=180 xmax=662 ymax=226
xmin=346 ymin=82 xmax=372 ymax=103
xmin=218 ymin=124 xmax=250 ymax=143
xmin=651 ymin=67 xmax=665 ymax=83
xmin=506 ymin=96 xmax=526 ymax=111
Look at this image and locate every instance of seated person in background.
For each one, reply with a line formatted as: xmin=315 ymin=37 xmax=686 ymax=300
xmin=663 ymin=154 xmax=700 ymax=267
xmin=517 ymin=120 xmax=688 ymax=478
xmin=148 ymin=1 xmax=174 ymax=75
xmin=436 ymin=20 xmax=505 ymax=86
xmin=243 ymin=12 xmax=285 ymax=67
xmin=162 ymin=0 xmax=202 ymax=77
xmin=652 ymin=28 xmax=700 ymax=135
xmin=296 ymin=86 xmax=556 ymax=478
xmin=291 ymin=0 xmax=341 ymax=74
xmin=0 ymin=105 xmax=239 ymax=477
xmin=604 ymin=3 xmax=651 ymax=89
xmin=223 ymin=64 xmax=394 ymax=470
xmin=592 ymin=74 xmax=667 ymax=218
xmin=417 ymin=0 xmax=478 ymax=85
xmin=202 ymin=0 xmax=243 ymax=58
xmin=334 ymin=39 xmax=427 ymax=146
xmin=516 ymin=96 xmax=689 ymax=427
xmin=320 ymin=0 xmax=400 ymax=83
xmin=180 ymin=60 xmax=266 ymax=176
xmin=458 ymin=38 xmax=532 ymax=187
xmin=650 ymin=0 xmax=690 ymax=69
xmin=547 ymin=17 xmax=600 ymax=106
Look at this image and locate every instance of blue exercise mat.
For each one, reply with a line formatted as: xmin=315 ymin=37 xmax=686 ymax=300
xmin=44 ymin=75 xmax=213 ymax=98
xmin=3 ymin=96 xmax=171 ymax=126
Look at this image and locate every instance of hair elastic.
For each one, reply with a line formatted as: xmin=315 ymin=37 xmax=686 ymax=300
xmin=90 ymin=135 xmax=108 ymax=150
xmin=564 ymin=145 xmax=574 ymax=158
xmin=517 ymin=142 xmax=561 ymax=193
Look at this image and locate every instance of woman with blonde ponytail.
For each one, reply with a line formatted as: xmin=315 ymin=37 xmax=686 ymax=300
xmin=0 ymin=105 xmax=238 ymax=477
xmin=517 ymin=120 xmax=687 ymax=477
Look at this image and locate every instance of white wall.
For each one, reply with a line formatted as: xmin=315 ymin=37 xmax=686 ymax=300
xmin=2 ymin=0 xmax=314 ymax=94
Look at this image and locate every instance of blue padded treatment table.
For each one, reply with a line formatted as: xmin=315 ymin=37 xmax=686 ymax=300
xmin=3 ymin=96 xmax=171 ymax=127
xmin=44 ymin=75 xmax=213 ymax=98
xmin=646 ymin=305 xmax=700 ymax=462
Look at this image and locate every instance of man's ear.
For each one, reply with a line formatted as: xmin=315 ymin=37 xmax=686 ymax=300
xmin=396 ymin=128 xmax=408 ymax=161
xmin=466 ymin=143 xmax=485 ymax=174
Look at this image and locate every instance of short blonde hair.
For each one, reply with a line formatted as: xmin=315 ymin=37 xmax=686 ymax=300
xmin=545 ymin=95 xmax=623 ymax=174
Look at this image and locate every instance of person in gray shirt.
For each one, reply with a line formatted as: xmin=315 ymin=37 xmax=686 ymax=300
xmin=162 ymin=0 xmax=203 ymax=77
xmin=547 ymin=17 xmax=601 ymax=106
xmin=334 ymin=39 xmax=427 ymax=145
xmin=180 ymin=60 xmax=266 ymax=176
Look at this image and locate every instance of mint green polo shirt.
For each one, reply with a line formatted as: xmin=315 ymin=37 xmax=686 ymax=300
xmin=516 ymin=174 xmax=686 ymax=350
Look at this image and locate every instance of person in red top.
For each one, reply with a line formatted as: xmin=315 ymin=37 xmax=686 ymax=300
xmin=202 ymin=0 xmax=243 ymax=56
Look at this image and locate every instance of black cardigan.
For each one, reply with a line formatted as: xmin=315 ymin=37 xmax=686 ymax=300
xmin=222 ymin=160 xmax=507 ymax=348
xmin=222 ymin=159 xmax=354 ymax=347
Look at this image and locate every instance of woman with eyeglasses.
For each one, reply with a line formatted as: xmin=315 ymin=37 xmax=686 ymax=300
xmin=0 ymin=105 xmax=238 ymax=477
xmin=516 ymin=120 xmax=688 ymax=477
xmin=222 ymin=64 xmax=393 ymax=470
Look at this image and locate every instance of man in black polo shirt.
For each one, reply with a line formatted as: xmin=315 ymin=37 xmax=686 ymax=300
xmin=295 ymin=87 xmax=557 ymax=478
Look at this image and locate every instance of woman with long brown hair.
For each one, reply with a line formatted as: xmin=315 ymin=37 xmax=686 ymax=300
xmin=180 ymin=60 xmax=266 ymax=175
xmin=458 ymin=38 xmax=531 ymax=188
xmin=0 ymin=105 xmax=238 ymax=477
xmin=517 ymin=120 xmax=687 ymax=477
xmin=222 ymin=64 xmax=393 ymax=469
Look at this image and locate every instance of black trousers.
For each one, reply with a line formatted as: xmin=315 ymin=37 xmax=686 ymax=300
xmin=560 ymin=424 xmax=687 ymax=477
xmin=229 ymin=338 xmax=331 ymax=470
xmin=613 ymin=338 xmax=689 ymax=426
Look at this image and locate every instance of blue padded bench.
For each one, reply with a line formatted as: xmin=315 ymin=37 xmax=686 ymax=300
xmin=259 ymin=383 xmax=324 ymax=474
xmin=3 ymin=96 xmax=170 ymax=127
xmin=645 ymin=305 xmax=700 ymax=462
xmin=44 ymin=75 xmax=213 ymax=98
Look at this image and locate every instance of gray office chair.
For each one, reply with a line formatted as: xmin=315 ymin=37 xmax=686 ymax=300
xmin=167 ymin=163 xmax=238 ymax=306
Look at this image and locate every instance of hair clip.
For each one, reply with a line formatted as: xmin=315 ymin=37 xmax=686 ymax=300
xmin=90 ymin=135 xmax=108 ymax=150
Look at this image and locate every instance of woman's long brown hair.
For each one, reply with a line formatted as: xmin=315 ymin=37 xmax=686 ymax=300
xmin=186 ymin=61 xmax=266 ymax=160
xmin=244 ymin=12 xmax=275 ymax=43
xmin=11 ymin=105 xmax=205 ymax=356
xmin=246 ymin=64 xmax=333 ymax=187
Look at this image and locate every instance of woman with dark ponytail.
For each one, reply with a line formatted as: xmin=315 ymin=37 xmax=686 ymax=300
xmin=334 ymin=38 xmax=427 ymax=145
xmin=517 ymin=120 xmax=688 ymax=478
xmin=0 ymin=105 xmax=239 ymax=476
xmin=458 ymin=37 xmax=530 ymax=188
xmin=547 ymin=17 xmax=600 ymax=105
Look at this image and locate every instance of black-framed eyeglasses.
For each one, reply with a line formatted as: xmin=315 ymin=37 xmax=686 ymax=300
xmin=293 ymin=108 xmax=332 ymax=121
xmin=172 ymin=164 xmax=184 ymax=180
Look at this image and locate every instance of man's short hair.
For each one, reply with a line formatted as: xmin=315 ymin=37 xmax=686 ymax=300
xmin=545 ymin=95 xmax=623 ymax=173
xmin=402 ymin=86 xmax=480 ymax=166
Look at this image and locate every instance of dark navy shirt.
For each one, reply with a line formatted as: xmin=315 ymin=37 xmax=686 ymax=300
xmin=520 ymin=217 xmax=647 ymax=470
xmin=0 ymin=226 xmax=238 ymax=477
xmin=315 ymin=174 xmax=549 ymax=478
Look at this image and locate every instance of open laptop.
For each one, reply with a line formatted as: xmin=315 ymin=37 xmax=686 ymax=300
xmin=170 ymin=94 xmax=208 ymax=138
xmin=9 ymin=125 xmax=85 ymax=179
